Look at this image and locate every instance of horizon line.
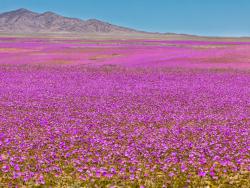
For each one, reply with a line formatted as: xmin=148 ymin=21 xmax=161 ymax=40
xmin=1 ymin=8 xmax=250 ymax=38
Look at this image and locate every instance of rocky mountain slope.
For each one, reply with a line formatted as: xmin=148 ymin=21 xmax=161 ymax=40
xmin=0 ymin=8 xmax=141 ymax=33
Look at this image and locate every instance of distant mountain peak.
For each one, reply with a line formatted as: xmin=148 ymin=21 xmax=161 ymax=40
xmin=0 ymin=8 xmax=142 ymax=34
xmin=15 ymin=8 xmax=29 ymax=12
xmin=87 ymin=19 xmax=102 ymax=22
xmin=0 ymin=8 xmax=37 ymax=18
xmin=10 ymin=8 xmax=35 ymax=14
xmin=41 ymin=11 xmax=59 ymax=16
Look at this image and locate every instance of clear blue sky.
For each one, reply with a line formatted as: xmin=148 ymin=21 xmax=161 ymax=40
xmin=1 ymin=0 xmax=250 ymax=36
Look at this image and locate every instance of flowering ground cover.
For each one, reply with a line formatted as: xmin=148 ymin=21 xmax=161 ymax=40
xmin=0 ymin=38 xmax=249 ymax=187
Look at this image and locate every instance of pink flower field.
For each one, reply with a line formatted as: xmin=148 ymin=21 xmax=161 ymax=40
xmin=0 ymin=37 xmax=249 ymax=187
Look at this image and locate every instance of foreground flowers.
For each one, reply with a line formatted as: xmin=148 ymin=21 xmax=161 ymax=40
xmin=0 ymin=64 xmax=249 ymax=187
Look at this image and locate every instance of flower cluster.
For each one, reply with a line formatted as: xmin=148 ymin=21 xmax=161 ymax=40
xmin=0 ymin=38 xmax=249 ymax=187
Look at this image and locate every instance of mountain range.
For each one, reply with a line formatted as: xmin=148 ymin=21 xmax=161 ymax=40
xmin=0 ymin=8 xmax=144 ymax=34
xmin=1 ymin=8 xmax=250 ymax=41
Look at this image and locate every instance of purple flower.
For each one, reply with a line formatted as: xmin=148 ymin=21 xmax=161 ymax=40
xmin=198 ymin=170 xmax=207 ymax=177
xmin=2 ymin=165 xmax=10 ymax=173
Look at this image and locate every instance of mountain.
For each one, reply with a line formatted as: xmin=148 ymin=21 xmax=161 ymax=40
xmin=0 ymin=8 xmax=142 ymax=34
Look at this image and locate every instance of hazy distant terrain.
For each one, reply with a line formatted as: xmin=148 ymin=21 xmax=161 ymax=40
xmin=0 ymin=8 xmax=141 ymax=34
xmin=1 ymin=8 xmax=250 ymax=42
xmin=0 ymin=37 xmax=250 ymax=70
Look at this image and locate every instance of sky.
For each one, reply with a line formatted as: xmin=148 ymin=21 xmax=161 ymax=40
xmin=0 ymin=0 xmax=250 ymax=37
